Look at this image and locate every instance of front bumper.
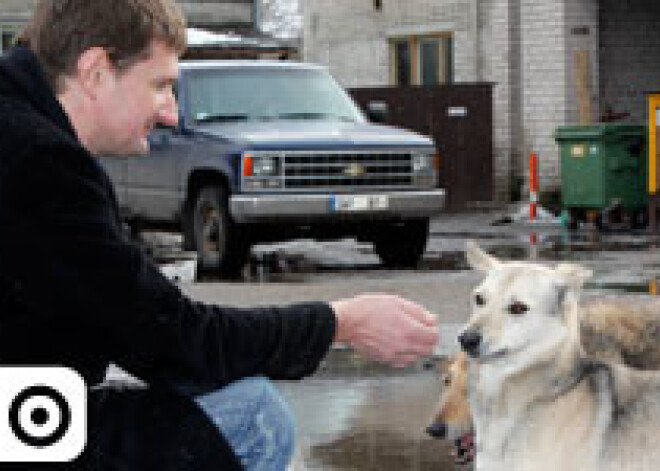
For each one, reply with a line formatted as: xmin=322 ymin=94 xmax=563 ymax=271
xmin=230 ymin=189 xmax=445 ymax=223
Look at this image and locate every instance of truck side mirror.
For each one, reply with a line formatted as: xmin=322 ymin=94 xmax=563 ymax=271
xmin=366 ymin=101 xmax=389 ymax=124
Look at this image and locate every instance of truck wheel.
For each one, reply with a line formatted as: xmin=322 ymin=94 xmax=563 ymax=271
xmin=631 ymin=208 xmax=649 ymax=230
xmin=193 ymin=186 xmax=250 ymax=276
xmin=373 ymin=219 xmax=429 ymax=268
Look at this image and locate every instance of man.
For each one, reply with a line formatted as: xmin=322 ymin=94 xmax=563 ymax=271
xmin=0 ymin=0 xmax=439 ymax=469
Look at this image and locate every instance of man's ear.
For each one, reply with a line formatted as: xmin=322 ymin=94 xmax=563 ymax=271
xmin=465 ymin=240 xmax=500 ymax=273
xmin=75 ymin=47 xmax=113 ymax=99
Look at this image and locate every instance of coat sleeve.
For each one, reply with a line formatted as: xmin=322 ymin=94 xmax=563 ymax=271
xmin=0 ymin=145 xmax=336 ymax=394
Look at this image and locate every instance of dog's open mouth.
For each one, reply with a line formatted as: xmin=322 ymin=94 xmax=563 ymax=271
xmin=452 ymin=433 xmax=475 ymax=465
xmin=475 ymin=340 xmax=531 ymax=363
xmin=474 ymin=347 xmax=509 ymax=362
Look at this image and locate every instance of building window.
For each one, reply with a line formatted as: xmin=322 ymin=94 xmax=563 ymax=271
xmin=0 ymin=27 xmax=19 ymax=54
xmin=393 ymin=40 xmax=411 ymax=86
xmin=390 ymin=34 xmax=453 ymax=86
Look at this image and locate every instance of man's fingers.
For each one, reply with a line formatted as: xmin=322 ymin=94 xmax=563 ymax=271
xmin=404 ymin=323 xmax=439 ymax=349
xmin=397 ymin=297 xmax=438 ymax=327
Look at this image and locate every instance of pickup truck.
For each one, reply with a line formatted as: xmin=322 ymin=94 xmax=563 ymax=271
xmin=100 ymin=61 xmax=445 ymax=275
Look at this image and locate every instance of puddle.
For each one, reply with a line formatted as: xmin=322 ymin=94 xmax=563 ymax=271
xmin=195 ymin=249 xmax=471 ymax=283
xmin=316 ymin=349 xmax=440 ymax=379
xmin=280 ymin=362 xmax=455 ymax=471
xmin=309 ymin=430 xmax=456 ymax=471
xmin=587 ymin=281 xmax=659 ymax=295
xmin=145 ymin=228 xmax=657 ymax=293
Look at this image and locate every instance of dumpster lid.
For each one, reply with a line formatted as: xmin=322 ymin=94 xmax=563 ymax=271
xmin=554 ymin=124 xmax=646 ymax=141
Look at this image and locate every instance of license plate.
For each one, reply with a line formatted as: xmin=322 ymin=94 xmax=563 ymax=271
xmin=332 ymin=194 xmax=389 ymax=212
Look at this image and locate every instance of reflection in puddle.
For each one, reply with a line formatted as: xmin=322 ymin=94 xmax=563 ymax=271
xmin=311 ymin=430 xmax=456 ymax=471
xmin=588 ymin=281 xmax=658 ymax=295
xmin=278 ymin=350 xmax=458 ymax=470
xmin=158 ymin=230 xmax=657 ymax=302
xmin=316 ymin=349 xmax=440 ymax=378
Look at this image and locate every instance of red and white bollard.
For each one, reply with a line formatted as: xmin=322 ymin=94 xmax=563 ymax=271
xmin=530 ymin=151 xmax=539 ymax=220
xmin=529 ymin=152 xmax=539 ymax=259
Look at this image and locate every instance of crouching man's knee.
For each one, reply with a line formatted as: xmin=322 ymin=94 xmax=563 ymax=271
xmin=195 ymin=377 xmax=296 ymax=470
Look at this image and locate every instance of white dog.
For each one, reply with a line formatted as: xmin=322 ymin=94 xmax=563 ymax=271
xmin=460 ymin=241 xmax=660 ymax=471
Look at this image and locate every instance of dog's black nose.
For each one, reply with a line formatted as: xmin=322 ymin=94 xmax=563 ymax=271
xmin=459 ymin=330 xmax=481 ymax=356
xmin=426 ymin=422 xmax=447 ymax=439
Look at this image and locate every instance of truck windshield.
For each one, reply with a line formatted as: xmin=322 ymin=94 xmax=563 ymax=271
xmin=186 ymin=67 xmax=366 ymax=125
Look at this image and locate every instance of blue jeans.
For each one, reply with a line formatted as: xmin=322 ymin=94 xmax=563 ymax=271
xmin=194 ymin=377 xmax=296 ymax=471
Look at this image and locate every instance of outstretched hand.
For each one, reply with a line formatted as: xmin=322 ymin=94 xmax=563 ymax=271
xmin=330 ymin=294 xmax=439 ymax=367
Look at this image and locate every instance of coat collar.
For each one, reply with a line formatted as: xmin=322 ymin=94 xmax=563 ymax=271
xmin=0 ymin=46 xmax=78 ymax=142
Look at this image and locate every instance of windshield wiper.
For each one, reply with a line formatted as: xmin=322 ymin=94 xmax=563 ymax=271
xmin=272 ymin=112 xmax=356 ymax=122
xmin=195 ymin=113 xmax=249 ymax=124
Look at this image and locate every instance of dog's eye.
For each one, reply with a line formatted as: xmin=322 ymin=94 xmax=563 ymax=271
xmin=443 ymin=374 xmax=452 ymax=386
xmin=508 ymin=301 xmax=529 ymax=315
xmin=474 ymin=294 xmax=485 ymax=306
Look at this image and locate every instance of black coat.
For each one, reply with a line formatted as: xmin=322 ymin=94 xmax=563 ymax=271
xmin=0 ymin=47 xmax=336 ymax=470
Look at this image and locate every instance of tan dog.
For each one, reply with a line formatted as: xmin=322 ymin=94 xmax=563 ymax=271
xmin=451 ymin=241 xmax=660 ymax=470
xmin=426 ymin=351 xmax=473 ymax=465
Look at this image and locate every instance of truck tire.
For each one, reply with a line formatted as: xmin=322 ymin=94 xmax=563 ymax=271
xmin=373 ymin=218 xmax=429 ymax=268
xmin=193 ymin=186 xmax=250 ymax=276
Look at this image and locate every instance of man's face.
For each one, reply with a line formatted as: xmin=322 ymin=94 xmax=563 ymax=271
xmin=94 ymin=40 xmax=179 ymax=155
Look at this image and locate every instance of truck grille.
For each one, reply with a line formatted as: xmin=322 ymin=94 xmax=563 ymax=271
xmin=283 ymin=152 xmax=413 ymax=190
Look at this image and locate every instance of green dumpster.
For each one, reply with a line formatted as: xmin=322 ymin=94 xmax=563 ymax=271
xmin=554 ymin=124 xmax=647 ymax=228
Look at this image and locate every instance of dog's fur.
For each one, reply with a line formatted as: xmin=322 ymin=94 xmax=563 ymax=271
xmin=427 ymin=297 xmax=660 ymax=445
xmin=457 ymin=241 xmax=660 ymax=471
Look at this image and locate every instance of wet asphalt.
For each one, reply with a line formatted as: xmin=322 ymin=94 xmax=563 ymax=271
xmin=144 ymin=205 xmax=660 ymax=470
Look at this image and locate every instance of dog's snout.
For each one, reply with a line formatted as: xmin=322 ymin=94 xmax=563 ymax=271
xmin=426 ymin=422 xmax=447 ymax=439
xmin=459 ymin=330 xmax=482 ymax=356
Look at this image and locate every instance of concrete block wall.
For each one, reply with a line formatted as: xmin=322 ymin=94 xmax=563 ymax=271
xmin=519 ymin=0 xmax=570 ymax=190
xmin=303 ymin=0 xmax=479 ymax=88
xmin=600 ymin=0 xmax=660 ymax=125
xmin=564 ymin=0 xmax=599 ymax=126
xmin=179 ymin=1 xmax=254 ymax=29
xmin=478 ymin=0 xmax=520 ymax=201
xmin=0 ymin=0 xmax=36 ymax=23
xmin=0 ymin=1 xmax=254 ymax=30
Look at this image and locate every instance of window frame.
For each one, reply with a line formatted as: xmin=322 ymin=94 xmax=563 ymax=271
xmin=390 ymin=33 xmax=453 ymax=87
xmin=0 ymin=25 xmax=21 ymax=54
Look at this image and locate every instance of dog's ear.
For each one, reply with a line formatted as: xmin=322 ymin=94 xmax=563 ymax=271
xmin=465 ymin=240 xmax=500 ymax=272
xmin=554 ymin=263 xmax=593 ymax=287
xmin=554 ymin=263 xmax=593 ymax=307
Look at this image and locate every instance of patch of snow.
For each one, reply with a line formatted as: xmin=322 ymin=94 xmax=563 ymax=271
xmin=186 ymin=27 xmax=243 ymax=46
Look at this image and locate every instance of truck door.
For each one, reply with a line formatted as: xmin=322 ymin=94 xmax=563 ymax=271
xmin=124 ymin=126 xmax=185 ymax=221
xmin=97 ymin=156 xmax=128 ymax=208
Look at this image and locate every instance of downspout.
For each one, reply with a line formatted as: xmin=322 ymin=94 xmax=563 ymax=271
xmin=473 ymin=0 xmax=481 ymax=81
xmin=254 ymin=0 xmax=263 ymax=32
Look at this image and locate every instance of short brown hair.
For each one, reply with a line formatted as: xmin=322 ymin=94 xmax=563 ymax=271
xmin=20 ymin=0 xmax=187 ymax=92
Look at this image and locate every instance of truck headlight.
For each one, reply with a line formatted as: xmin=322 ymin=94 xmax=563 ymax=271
xmin=253 ymin=155 xmax=280 ymax=176
xmin=412 ymin=153 xmax=433 ymax=173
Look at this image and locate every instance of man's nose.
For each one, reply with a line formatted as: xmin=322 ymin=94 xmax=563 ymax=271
xmin=458 ymin=330 xmax=481 ymax=356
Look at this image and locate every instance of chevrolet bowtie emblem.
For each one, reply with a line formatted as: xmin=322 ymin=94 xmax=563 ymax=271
xmin=345 ymin=163 xmax=365 ymax=177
